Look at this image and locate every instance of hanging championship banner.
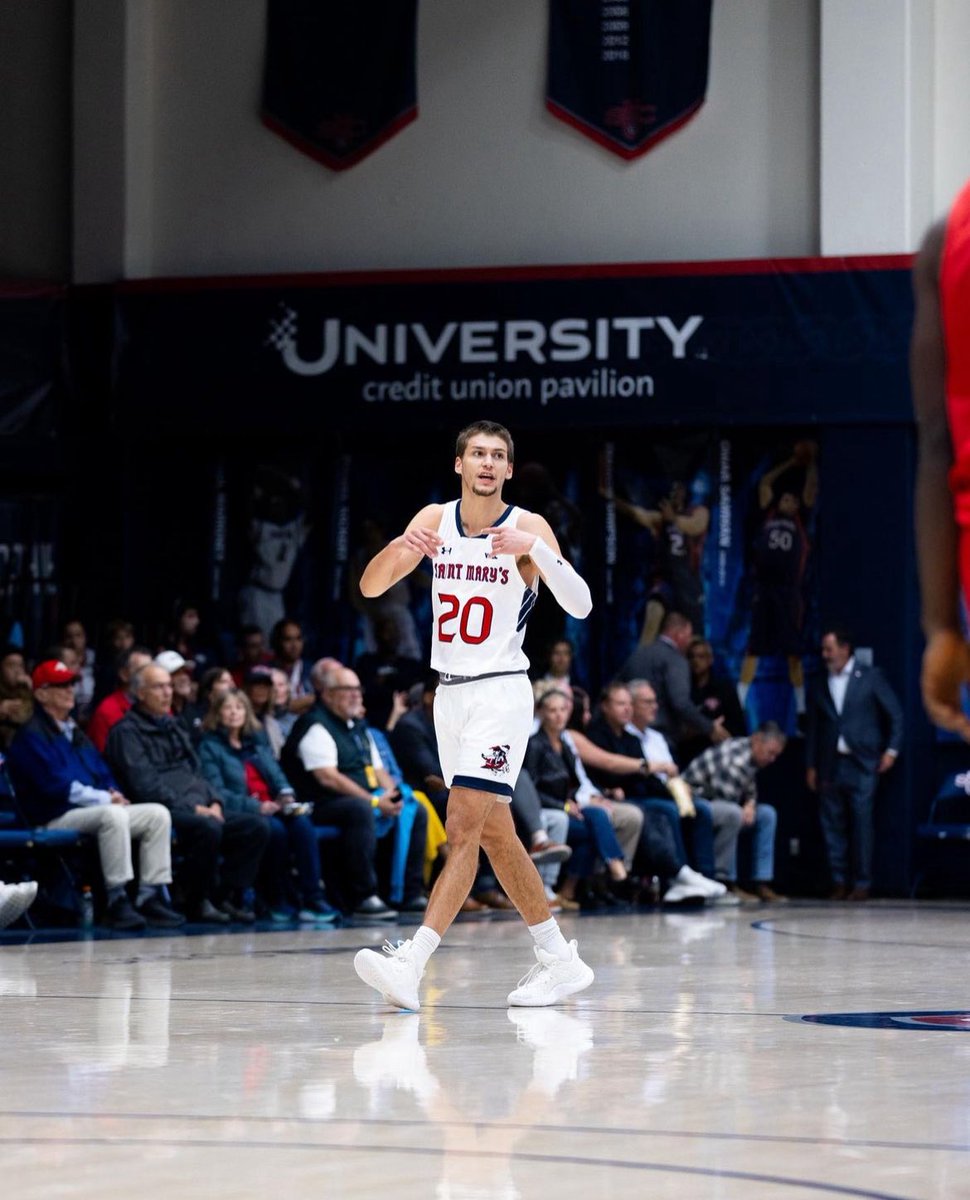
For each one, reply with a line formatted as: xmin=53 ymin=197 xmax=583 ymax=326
xmin=261 ymin=0 xmax=418 ymax=170
xmin=547 ymin=0 xmax=712 ymax=160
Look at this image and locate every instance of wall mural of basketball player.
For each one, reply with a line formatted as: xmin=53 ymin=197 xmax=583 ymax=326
xmin=612 ymin=476 xmax=711 ymax=644
xmin=237 ymin=465 xmax=310 ymax=640
xmin=737 ymin=440 xmax=819 ymax=721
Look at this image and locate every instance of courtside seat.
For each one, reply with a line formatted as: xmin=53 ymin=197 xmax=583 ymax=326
xmin=912 ymin=772 xmax=970 ymax=896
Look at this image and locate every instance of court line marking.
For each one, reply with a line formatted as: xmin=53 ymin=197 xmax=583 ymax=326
xmin=1 ymin=1109 xmax=967 ymax=1155
xmin=0 ymin=1134 xmax=916 ymax=1198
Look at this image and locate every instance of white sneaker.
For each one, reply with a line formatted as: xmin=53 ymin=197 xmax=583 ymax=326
xmin=678 ymin=866 xmax=727 ymax=898
xmin=662 ymin=880 xmax=708 ymax=904
xmin=507 ymin=939 xmax=594 ymax=1007
xmin=0 ymin=881 xmax=37 ymax=930
xmin=354 ymin=939 xmax=423 ymax=1010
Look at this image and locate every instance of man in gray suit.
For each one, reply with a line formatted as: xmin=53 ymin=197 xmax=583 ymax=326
xmin=617 ymin=611 xmax=729 ymax=757
xmin=805 ymin=627 xmax=903 ymax=900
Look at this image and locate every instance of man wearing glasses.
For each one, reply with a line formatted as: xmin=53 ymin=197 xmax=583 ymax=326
xmin=280 ymin=660 xmax=413 ymax=920
xmin=7 ymin=659 xmax=183 ymax=930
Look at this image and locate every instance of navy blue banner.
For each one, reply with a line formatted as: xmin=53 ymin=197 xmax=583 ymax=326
xmin=112 ymin=258 xmax=914 ymax=434
xmin=547 ymin=0 xmax=712 ymax=159
xmin=262 ymin=0 xmax=418 ymax=170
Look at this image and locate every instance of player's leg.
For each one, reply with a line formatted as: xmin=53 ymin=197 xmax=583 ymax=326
xmin=423 ymin=786 xmax=497 ymax=933
xmin=479 ymin=800 xmax=553 ymax=925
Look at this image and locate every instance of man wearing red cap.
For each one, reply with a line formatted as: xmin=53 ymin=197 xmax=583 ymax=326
xmin=6 ymin=659 xmax=184 ymax=930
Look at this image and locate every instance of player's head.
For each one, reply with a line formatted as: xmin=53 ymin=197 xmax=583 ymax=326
xmin=777 ymin=490 xmax=799 ymax=516
xmin=751 ymin=721 xmax=787 ymax=766
xmin=454 ymin=421 xmax=514 ymax=497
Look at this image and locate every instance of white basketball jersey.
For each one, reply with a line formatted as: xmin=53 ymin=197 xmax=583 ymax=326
xmin=430 ymin=501 xmax=537 ymax=677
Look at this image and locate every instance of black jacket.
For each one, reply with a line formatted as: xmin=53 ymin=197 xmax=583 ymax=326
xmin=104 ymin=704 xmax=222 ymax=814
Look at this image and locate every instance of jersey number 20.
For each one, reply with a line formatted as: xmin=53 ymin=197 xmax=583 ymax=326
xmin=437 ymin=594 xmax=493 ymax=644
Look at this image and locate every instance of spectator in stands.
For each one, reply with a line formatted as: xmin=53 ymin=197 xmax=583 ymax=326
xmin=178 ymin=665 xmax=233 ymax=743
xmin=93 ymin=618 xmax=135 ymax=704
xmin=155 ymin=650 xmax=196 ymax=723
xmin=681 ymin=637 xmax=748 ymax=764
xmin=270 ymin=667 xmax=298 ymax=741
xmin=624 ymin=678 xmax=719 ymax=884
xmin=7 ymin=659 xmax=183 ymax=930
xmin=0 ymin=644 xmax=33 ymax=751
xmin=61 ymin=619 xmax=97 ymax=721
xmin=584 ymin=680 xmax=723 ymax=902
xmin=269 ymin=618 xmax=315 ymax=714
xmin=617 ymin=611 xmax=729 ymax=755
xmin=231 ymin=624 xmax=273 ymax=687
xmin=162 ymin=602 xmax=217 ymax=678
xmin=87 ymin=645 xmax=154 ymax=753
xmin=243 ymin=666 xmax=283 ymax=757
xmin=355 ymin=615 xmax=424 ymax=731
xmin=356 ymin=702 xmax=431 ymax=913
xmin=198 ymin=688 xmax=337 ymax=923
xmin=526 ymin=689 xmax=641 ymax=907
xmin=0 ymin=879 xmax=38 ymax=928
xmin=391 ymin=675 xmax=450 ymax=821
xmin=681 ymin=722 xmax=787 ymax=902
xmin=105 ymin=663 xmax=269 ymax=924
xmin=280 ymin=662 xmax=400 ymax=920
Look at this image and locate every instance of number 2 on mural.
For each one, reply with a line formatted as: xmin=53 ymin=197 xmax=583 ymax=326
xmin=437 ymin=594 xmax=493 ymax=644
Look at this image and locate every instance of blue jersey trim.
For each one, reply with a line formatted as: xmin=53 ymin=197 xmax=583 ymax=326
xmin=455 ymin=500 xmax=514 ymax=539
xmin=451 ymin=773 xmax=514 ymax=798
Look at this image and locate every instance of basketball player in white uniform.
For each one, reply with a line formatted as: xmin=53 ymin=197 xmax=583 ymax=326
xmin=354 ymin=421 xmax=595 ymax=1009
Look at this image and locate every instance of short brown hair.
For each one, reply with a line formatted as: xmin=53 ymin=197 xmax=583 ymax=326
xmin=455 ymin=421 xmax=514 ymax=463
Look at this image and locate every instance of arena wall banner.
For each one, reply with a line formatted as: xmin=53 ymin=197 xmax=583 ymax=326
xmin=261 ymin=0 xmax=418 ymax=170
xmin=112 ymin=256 xmax=914 ymax=433
xmin=547 ymin=0 xmax=713 ymax=159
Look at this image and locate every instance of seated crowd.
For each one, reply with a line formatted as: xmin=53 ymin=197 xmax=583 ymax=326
xmin=0 ymin=608 xmax=789 ymax=933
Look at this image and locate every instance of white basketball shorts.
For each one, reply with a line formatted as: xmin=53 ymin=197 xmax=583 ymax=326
xmin=433 ymin=672 xmax=533 ymax=800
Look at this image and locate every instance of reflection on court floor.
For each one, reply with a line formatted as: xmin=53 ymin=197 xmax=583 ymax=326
xmin=1 ymin=903 xmax=968 ymax=1199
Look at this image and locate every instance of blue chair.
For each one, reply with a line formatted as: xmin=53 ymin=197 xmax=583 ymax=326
xmin=911 ymin=770 xmax=970 ymax=897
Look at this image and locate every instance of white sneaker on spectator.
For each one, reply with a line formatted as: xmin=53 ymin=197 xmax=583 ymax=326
xmin=677 ymin=865 xmax=727 ymax=897
xmin=662 ymin=879 xmax=708 ymax=904
xmin=354 ymin=939 xmax=423 ymax=1010
xmin=507 ymin=939 xmax=593 ymax=1007
xmin=0 ymin=881 xmax=37 ymax=930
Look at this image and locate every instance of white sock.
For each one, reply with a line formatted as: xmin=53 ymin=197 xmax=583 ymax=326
xmin=528 ymin=916 xmax=571 ymax=961
xmin=531 ymin=830 xmax=550 ymax=847
xmin=409 ymin=926 xmax=441 ymax=972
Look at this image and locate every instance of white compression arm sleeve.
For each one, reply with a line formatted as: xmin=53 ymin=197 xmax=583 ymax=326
xmin=528 ymin=537 xmax=593 ymax=618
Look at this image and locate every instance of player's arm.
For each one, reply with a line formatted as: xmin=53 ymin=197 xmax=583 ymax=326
xmin=911 ymin=218 xmax=970 ymax=738
xmin=570 ymin=729 xmax=646 ymax=775
xmin=757 ymin=456 xmax=798 ymax=509
xmin=674 ymin=505 xmax=709 ymax=536
xmin=358 ymin=504 xmax=444 ymax=599
xmin=613 ymin=495 xmax=661 ymax=532
xmin=485 ymin=512 xmax=592 ymax=619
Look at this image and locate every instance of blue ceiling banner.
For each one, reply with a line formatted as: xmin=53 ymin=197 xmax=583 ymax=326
xmin=110 ymin=257 xmax=915 ymax=434
xmin=261 ymin=0 xmax=418 ymax=171
xmin=547 ymin=0 xmax=712 ymax=160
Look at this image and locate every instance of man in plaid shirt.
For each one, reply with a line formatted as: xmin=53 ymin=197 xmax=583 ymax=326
xmin=682 ymin=722 xmax=787 ymax=901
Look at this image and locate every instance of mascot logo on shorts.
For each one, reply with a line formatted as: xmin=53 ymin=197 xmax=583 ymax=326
xmin=482 ymin=744 xmax=511 ymax=774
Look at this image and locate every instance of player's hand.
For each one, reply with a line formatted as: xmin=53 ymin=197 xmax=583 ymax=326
xmin=400 ymin=527 xmax=443 ymax=559
xmin=481 ymin=526 xmax=537 ymax=558
xmin=921 ymin=629 xmax=970 ymax=740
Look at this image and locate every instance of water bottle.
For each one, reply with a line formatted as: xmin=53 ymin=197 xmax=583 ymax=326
xmin=80 ymin=885 xmax=95 ymax=931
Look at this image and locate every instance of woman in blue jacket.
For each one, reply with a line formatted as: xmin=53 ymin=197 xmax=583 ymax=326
xmin=198 ymin=688 xmax=337 ymax=923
